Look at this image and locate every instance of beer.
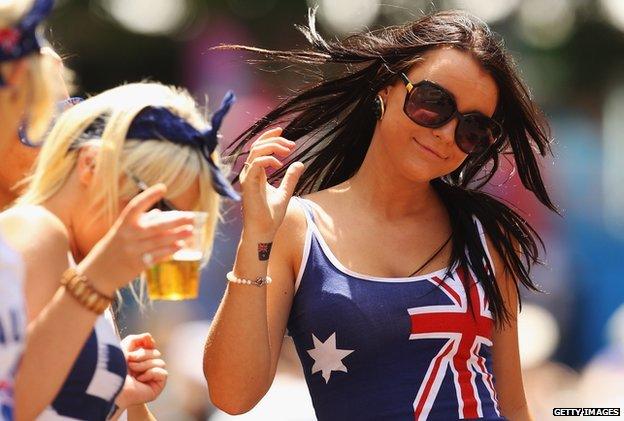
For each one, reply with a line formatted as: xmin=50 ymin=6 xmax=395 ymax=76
xmin=143 ymin=211 xmax=207 ymax=301
xmin=145 ymin=250 xmax=202 ymax=300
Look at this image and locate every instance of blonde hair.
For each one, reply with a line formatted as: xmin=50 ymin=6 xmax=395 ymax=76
xmin=19 ymin=82 xmax=223 ymax=273
xmin=0 ymin=0 xmax=63 ymax=141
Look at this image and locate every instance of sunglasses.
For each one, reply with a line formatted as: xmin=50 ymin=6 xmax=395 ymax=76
xmin=399 ymin=73 xmax=503 ymax=155
xmin=19 ymin=96 xmax=85 ymax=147
xmin=128 ymin=173 xmax=178 ymax=212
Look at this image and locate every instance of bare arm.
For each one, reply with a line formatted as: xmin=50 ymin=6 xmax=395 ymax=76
xmin=203 ymin=128 xmax=305 ymax=414
xmin=488 ymin=237 xmax=534 ymax=421
xmin=204 ymin=203 xmax=304 ymax=413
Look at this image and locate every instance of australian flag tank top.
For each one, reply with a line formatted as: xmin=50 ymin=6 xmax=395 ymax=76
xmin=287 ymin=197 xmax=507 ymax=421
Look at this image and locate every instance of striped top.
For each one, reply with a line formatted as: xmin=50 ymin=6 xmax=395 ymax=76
xmin=37 ymin=311 xmax=127 ymax=420
xmin=38 ymin=255 xmax=127 ymax=420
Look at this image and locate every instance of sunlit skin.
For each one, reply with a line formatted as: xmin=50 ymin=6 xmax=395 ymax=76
xmin=0 ymin=57 xmax=36 ymax=208
xmin=0 ymin=47 xmax=68 ymax=208
xmin=0 ymin=137 xmax=38 ymax=207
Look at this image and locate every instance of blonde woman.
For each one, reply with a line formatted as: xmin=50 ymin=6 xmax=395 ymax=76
xmin=1 ymin=82 xmax=238 ymax=420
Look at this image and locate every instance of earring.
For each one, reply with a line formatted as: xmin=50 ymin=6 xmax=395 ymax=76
xmin=18 ymin=116 xmax=40 ymax=147
xmin=373 ymin=94 xmax=385 ymax=120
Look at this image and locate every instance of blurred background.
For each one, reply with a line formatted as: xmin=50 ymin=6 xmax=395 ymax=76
xmin=46 ymin=0 xmax=624 ymax=419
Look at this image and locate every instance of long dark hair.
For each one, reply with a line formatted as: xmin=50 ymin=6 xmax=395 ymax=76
xmin=219 ymin=9 xmax=558 ymax=326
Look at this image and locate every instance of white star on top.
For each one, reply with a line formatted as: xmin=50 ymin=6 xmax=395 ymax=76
xmin=307 ymin=332 xmax=354 ymax=383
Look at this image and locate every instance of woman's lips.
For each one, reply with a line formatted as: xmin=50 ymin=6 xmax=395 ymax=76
xmin=412 ymin=137 xmax=447 ymax=160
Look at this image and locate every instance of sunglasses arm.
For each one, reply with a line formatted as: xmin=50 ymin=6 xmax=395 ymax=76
xmin=400 ymin=73 xmax=414 ymax=93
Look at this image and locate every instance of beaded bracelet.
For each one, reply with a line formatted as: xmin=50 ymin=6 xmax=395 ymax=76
xmin=60 ymin=268 xmax=113 ymax=315
xmin=226 ymin=271 xmax=272 ymax=287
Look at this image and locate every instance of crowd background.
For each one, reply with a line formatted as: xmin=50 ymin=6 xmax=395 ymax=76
xmin=37 ymin=0 xmax=624 ymax=419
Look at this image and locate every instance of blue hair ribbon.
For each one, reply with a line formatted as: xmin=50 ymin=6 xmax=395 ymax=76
xmin=0 ymin=0 xmax=54 ymax=86
xmin=124 ymin=90 xmax=239 ymax=201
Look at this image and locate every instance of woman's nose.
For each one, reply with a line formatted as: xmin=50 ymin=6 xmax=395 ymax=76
xmin=431 ymin=115 xmax=458 ymax=146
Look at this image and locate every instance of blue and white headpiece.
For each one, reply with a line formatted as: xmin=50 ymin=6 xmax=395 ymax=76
xmin=79 ymin=90 xmax=240 ymax=201
xmin=0 ymin=0 xmax=54 ymax=85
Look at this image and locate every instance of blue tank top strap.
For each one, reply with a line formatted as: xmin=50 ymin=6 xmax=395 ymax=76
xmin=292 ymin=196 xmax=316 ymax=224
xmin=291 ymin=196 xmax=316 ymax=294
xmin=472 ymin=215 xmax=496 ymax=276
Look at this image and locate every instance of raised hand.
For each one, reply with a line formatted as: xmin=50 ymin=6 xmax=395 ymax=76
xmin=239 ymin=127 xmax=304 ymax=240
xmin=78 ymin=184 xmax=195 ymax=296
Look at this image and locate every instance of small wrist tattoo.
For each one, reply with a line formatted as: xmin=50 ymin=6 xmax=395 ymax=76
xmin=258 ymin=242 xmax=273 ymax=261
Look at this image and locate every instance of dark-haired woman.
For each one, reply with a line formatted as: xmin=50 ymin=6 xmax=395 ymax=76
xmin=204 ymin=10 xmax=555 ymax=421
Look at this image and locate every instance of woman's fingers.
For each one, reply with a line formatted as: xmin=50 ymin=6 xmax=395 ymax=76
xmin=241 ymin=129 xmax=297 ymax=185
xmin=279 ymin=162 xmax=305 ymax=198
xmin=247 ymin=142 xmax=294 ymax=163
xmin=136 ymin=367 xmax=168 ymax=384
xmin=139 ymin=224 xmax=193 ymax=247
xmin=249 ymin=136 xmax=295 ymax=152
xmin=255 ymin=127 xmax=283 ymax=142
xmin=123 ymin=333 xmax=157 ymax=352
xmin=144 ymin=245 xmax=183 ymax=266
xmin=118 ymin=184 xmax=167 ymax=225
xmin=128 ymin=358 xmax=166 ymax=373
xmin=139 ymin=212 xmax=195 ymax=234
xmin=127 ymin=348 xmax=161 ymax=362
xmin=241 ymin=156 xmax=284 ymax=184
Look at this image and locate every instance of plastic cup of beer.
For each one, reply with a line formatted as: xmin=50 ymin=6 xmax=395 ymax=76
xmin=144 ymin=211 xmax=207 ymax=301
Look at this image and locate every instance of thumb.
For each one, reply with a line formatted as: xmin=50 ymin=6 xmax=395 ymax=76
xmin=278 ymin=162 xmax=304 ymax=199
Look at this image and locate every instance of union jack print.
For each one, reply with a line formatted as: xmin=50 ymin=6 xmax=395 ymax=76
xmin=409 ymin=267 xmax=500 ymax=420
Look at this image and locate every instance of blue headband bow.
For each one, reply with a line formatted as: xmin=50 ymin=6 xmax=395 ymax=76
xmin=0 ymin=0 xmax=54 ymax=86
xmin=80 ymin=90 xmax=240 ymax=201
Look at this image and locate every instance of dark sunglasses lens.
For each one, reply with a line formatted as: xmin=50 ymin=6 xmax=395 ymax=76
xmin=151 ymin=201 xmax=165 ymax=211
xmin=405 ymin=83 xmax=455 ymax=126
xmin=154 ymin=199 xmax=176 ymax=212
xmin=456 ymin=114 xmax=501 ymax=154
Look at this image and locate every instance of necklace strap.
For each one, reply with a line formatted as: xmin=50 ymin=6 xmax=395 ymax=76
xmin=407 ymin=234 xmax=452 ymax=277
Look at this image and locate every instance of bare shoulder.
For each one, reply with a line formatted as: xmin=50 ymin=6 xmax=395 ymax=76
xmin=276 ymin=188 xmax=343 ymax=276
xmin=282 ymin=196 xmax=308 ymax=231
xmin=299 ymin=188 xmax=340 ymax=219
xmin=301 ymin=188 xmax=334 ymax=207
xmin=0 ymin=205 xmax=70 ymax=259
xmin=1 ymin=206 xmax=71 ymax=320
